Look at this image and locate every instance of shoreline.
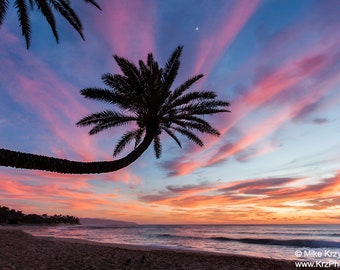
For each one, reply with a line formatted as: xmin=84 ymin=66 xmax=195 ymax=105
xmin=0 ymin=228 xmax=336 ymax=269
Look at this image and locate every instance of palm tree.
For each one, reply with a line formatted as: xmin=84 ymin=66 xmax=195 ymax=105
xmin=0 ymin=46 xmax=230 ymax=174
xmin=0 ymin=0 xmax=101 ymax=49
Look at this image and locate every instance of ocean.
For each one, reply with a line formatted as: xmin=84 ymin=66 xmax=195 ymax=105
xmin=24 ymin=224 xmax=340 ymax=261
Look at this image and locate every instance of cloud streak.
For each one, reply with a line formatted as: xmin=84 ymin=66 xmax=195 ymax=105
xmin=193 ymin=0 xmax=261 ymax=76
xmin=93 ymin=0 xmax=156 ymax=59
xmin=139 ymin=171 xmax=340 ymax=223
xmin=163 ymin=25 xmax=340 ymax=176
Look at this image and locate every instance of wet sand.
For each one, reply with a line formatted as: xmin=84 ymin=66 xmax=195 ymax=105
xmin=0 ymin=228 xmax=333 ymax=270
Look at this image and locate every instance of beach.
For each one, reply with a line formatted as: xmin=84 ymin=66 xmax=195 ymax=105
xmin=1 ymin=228 xmax=335 ymax=270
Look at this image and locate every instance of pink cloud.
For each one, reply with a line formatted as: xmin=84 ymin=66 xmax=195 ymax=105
xmin=0 ymin=169 xmax=151 ymax=222
xmin=235 ymin=142 xmax=277 ymax=162
xmin=219 ymin=50 xmax=331 ymax=132
xmin=139 ymin=171 xmax=340 ymax=215
xmin=13 ymin=77 xmax=96 ymax=158
xmin=93 ymin=0 xmax=156 ymax=60
xmin=0 ymin=162 xmax=142 ymax=199
xmin=193 ymin=0 xmax=261 ymax=76
xmin=0 ymin=36 xmax=117 ymax=162
xmin=0 ymin=2 xmax=159 ymax=168
xmin=0 ymin=171 xmax=129 ymax=214
xmin=0 ymin=179 xmax=92 ymax=202
xmin=164 ymin=36 xmax=339 ymax=176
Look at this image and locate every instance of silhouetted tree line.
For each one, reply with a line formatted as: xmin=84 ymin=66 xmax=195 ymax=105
xmin=0 ymin=205 xmax=79 ymax=225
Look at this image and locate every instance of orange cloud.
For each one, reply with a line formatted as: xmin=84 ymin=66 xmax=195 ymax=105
xmin=1 ymin=169 xmax=338 ymax=224
xmin=138 ymin=172 xmax=340 ymax=223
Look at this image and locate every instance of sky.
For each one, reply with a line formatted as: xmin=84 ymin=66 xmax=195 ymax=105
xmin=0 ymin=0 xmax=339 ymax=224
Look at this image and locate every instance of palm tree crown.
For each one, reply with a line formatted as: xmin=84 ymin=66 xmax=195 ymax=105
xmin=0 ymin=0 xmax=101 ymax=49
xmin=0 ymin=46 xmax=230 ymax=174
xmin=77 ymin=45 xmax=230 ymax=159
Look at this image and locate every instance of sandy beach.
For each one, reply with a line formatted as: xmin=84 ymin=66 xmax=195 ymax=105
xmin=0 ymin=228 xmax=335 ymax=270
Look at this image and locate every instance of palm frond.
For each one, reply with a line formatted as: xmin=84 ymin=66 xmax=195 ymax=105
xmin=76 ymin=110 xmax=136 ymax=134
xmin=163 ymin=46 xmax=182 ymax=79
xmin=166 ymin=74 xmax=204 ymax=105
xmin=153 ymin=135 xmax=161 ymax=158
xmin=35 ymin=0 xmax=59 ymax=43
xmin=28 ymin=0 xmax=34 ymax=9
xmin=81 ymin=86 xmax=142 ymax=113
xmin=102 ymin=73 xmax=150 ymax=114
xmin=181 ymin=114 xmax=217 ymax=127
xmin=181 ymin=100 xmax=230 ymax=115
xmin=76 ymin=110 xmax=136 ymax=126
xmin=112 ymin=56 xmax=149 ymax=103
xmin=84 ymin=0 xmax=101 ymax=10
xmin=50 ymin=0 xmax=84 ymax=40
xmin=173 ymin=127 xmax=204 ymax=147
xmin=54 ymin=0 xmax=82 ymax=28
xmin=3 ymin=0 xmax=100 ymax=48
xmin=113 ymin=55 xmax=142 ymax=86
xmin=172 ymin=116 xmax=220 ymax=136
xmin=149 ymin=67 xmax=163 ymax=103
xmin=138 ymin=59 xmax=151 ymax=80
xmin=134 ymin=128 xmax=145 ymax=148
xmin=162 ymin=127 xmax=182 ymax=148
xmin=172 ymin=91 xmax=217 ymax=108
xmin=181 ymin=121 xmax=220 ymax=136
xmin=80 ymin=88 xmax=119 ymax=103
xmin=113 ymin=129 xmax=143 ymax=157
xmin=162 ymin=45 xmax=182 ymax=91
xmin=101 ymin=73 xmax=124 ymax=89
xmin=0 ymin=0 xmax=10 ymax=26
xmin=146 ymin=53 xmax=156 ymax=72
xmin=14 ymin=0 xmax=31 ymax=49
xmin=101 ymin=74 xmax=133 ymax=97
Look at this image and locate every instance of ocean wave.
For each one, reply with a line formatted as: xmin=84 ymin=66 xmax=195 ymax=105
xmin=157 ymin=234 xmax=340 ymax=248
xmin=211 ymin=237 xmax=340 ymax=248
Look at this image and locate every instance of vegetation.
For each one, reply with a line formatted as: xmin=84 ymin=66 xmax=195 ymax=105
xmin=77 ymin=46 xmax=230 ymax=158
xmin=0 ymin=46 xmax=230 ymax=174
xmin=0 ymin=0 xmax=101 ymax=49
xmin=0 ymin=205 xmax=79 ymax=225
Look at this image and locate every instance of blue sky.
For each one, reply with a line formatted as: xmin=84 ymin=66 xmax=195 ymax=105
xmin=0 ymin=0 xmax=339 ymax=224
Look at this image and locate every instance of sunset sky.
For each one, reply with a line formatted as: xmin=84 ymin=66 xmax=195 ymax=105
xmin=0 ymin=0 xmax=339 ymax=224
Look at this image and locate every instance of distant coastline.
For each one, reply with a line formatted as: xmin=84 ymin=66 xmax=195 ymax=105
xmin=0 ymin=205 xmax=79 ymax=225
xmin=0 ymin=205 xmax=137 ymax=227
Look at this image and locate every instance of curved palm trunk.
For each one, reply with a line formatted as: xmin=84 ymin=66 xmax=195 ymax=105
xmin=0 ymin=133 xmax=154 ymax=174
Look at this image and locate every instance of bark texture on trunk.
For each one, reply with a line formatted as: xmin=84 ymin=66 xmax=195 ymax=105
xmin=0 ymin=133 xmax=153 ymax=174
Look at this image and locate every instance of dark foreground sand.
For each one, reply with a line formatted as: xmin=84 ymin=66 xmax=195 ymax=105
xmin=0 ymin=228 xmax=334 ymax=270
